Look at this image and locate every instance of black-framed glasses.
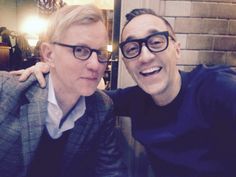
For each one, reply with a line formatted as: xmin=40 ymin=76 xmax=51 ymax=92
xmin=52 ymin=42 xmax=111 ymax=64
xmin=119 ymin=31 xmax=170 ymax=59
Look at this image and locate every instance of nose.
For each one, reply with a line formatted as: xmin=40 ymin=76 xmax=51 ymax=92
xmin=138 ymin=44 xmax=155 ymax=63
xmin=86 ymin=51 xmax=102 ymax=70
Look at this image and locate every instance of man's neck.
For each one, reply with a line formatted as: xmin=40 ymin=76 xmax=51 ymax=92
xmin=55 ymin=93 xmax=79 ymax=116
xmin=51 ymin=74 xmax=80 ymax=115
xmin=152 ymin=71 xmax=182 ymax=106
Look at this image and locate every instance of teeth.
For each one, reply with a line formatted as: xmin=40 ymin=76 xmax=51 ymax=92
xmin=141 ymin=67 xmax=161 ymax=75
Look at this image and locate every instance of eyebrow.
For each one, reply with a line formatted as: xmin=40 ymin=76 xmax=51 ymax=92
xmin=123 ymin=29 xmax=162 ymax=42
xmin=73 ymin=43 xmax=108 ymax=50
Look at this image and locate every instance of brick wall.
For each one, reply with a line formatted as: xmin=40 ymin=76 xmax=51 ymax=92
xmin=159 ymin=0 xmax=236 ymax=69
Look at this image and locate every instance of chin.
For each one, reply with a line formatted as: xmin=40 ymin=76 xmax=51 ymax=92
xmin=140 ymin=83 xmax=163 ymax=95
xmin=80 ymin=88 xmax=97 ymax=96
xmin=143 ymin=88 xmax=158 ymax=95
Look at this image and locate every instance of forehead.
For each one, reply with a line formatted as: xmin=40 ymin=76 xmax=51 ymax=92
xmin=122 ymin=14 xmax=168 ymax=41
xmin=62 ymin=21 xmax=108 ymax=46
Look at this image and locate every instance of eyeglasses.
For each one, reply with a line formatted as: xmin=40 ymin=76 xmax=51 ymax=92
xmin=52 ymin=42 xmax=111 ymax=64
xmin=119 ymin=31 xmax=171 ymax=59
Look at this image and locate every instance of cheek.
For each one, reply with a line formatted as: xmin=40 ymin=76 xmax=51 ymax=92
xmin=124 ymin=63 xmax=133 ymax=78
xmin=53 ymin=47 xmax=75 ymax=63
xmin=100 ymin=65 xmax=107 ymax=72
xmin=124 ymin=61 xmax=136 ymax=73
xmin=54 ymin=49 xmax=79 ymax=68
xmin=160 ymin=49 xmax=177 ymax=66
xmin=54 ymin=58 xmax=82 ymax=79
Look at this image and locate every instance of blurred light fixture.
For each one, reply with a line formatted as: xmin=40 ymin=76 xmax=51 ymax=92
xmin=21 ymin=16 xmax=47 ymax=35
xmin=27 ymin=36 xmax=39 ymax=47
xmin=107 ymin=44 xmax=113 ymax=52
xmin=20 ymin=16 xmax=48 ymax=46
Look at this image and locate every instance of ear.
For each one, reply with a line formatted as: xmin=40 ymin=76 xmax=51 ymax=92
xmin=174 ymin=41 xmax=181 ymax=60
xmin=40 ymin=42 xmax=55 ymax=67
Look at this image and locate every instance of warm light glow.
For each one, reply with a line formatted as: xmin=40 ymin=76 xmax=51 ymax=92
xmin=20 ymin=16 xmax=48 ymax=46
xmin=107 ymin=45 xmax=113 ymax=52
xmin=27 ymin=37 xmax=39 ymax=47
xmin=20 ymin=16 xmax=48 ymax=35
xmin=64 ymin=0 xmax=114 ymax=9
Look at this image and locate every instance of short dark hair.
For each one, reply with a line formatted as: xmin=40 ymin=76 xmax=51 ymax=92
xmin=125 ymin=8 xmax=157 ymax=24
xmin=122 ymin=8 xmax=176 ymax=41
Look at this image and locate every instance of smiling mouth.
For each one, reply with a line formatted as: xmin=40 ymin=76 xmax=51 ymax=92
xmin=140 ymin=67 xmax=162 ymax=77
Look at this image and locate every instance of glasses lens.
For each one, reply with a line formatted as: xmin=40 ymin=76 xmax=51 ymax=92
xmin=147 ymin=34 xmax=167 ymax=52
xmin=122 ymin=42 xmax=140 ymax=58
xmin=97 ymin=50 xmax=111 ymax=63
xmin=74 ymin=46 xmax=91 ymax=60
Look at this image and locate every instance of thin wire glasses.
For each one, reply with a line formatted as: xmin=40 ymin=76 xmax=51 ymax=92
xmin=119 ymin=31 xmax=171 ymax=59
xmin=52 ymin=42 xmax=111 ymax=64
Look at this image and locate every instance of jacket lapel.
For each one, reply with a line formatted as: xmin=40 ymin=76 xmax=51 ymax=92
xmin=20 ymin=78 xmax=48 ymax=173
xmin=62 ymin=95 xmax=96 ymax=173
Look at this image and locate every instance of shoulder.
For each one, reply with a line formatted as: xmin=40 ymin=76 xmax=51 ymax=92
xmin=95 ymin=89 xmax=112 ymax=103
xmin=0 ymin=71 xmax=22 ymax=97
xmin=189 ymin=65 xmax=236 ymax=124
xmin=84 ymin=90 xmax=116 ymax=124
xmin=185 ymin=64 xmax=236 ymax=86
xmin=194 ymin=65 xmax=236 ymax=87
xmin=0 ymin=71 xmax=19 ymax=87
xmin=107 ymin=85 xmax=143 ymax=100
xmin=88 ymin=89 xmax=113 ymax=110
xmin=0 ymin=71 xmax=40 ymax=99
xmin=206 ymin=66 xmax=236 ymax=98
xmin=188 ymin=65 xmax=236 ymax=102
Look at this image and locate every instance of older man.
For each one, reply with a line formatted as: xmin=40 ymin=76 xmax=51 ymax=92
xmin=0 ymin=5 xmax=126 ymax=177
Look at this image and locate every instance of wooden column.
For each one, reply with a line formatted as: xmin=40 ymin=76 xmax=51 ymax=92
xmin=0 ymin=43 xmax=10 ymax=71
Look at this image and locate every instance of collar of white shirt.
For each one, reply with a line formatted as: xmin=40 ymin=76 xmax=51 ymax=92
xmin=46 ymin=74 xmax=86 ymax=139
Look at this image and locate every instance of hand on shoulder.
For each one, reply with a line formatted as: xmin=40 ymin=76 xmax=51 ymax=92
xmin=10 ymin=62 xmax=49 ymax=88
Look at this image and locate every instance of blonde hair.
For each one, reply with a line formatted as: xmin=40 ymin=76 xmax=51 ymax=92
xmin=45 ymin=4 xmax=104 ymax=42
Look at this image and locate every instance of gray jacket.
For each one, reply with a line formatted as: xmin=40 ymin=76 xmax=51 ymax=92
xmin=0 ymin=72 xmax=125 ymax=177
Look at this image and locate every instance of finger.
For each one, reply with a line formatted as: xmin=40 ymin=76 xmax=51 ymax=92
xmin=18 ymin=67 xmax=33 ymax=81
xmin=9 ymin=69 xmax=25 ymax=76
xmin=34 ymin=69 xmax=46 ymax=88
xmin=36 ymin=62 xmax=50 ymax=73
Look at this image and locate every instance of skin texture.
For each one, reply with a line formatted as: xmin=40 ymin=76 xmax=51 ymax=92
xmin=40 ymin=21 xmax=108 ymax=113
xmin=121 ymin=14 xmax=182 ymax=106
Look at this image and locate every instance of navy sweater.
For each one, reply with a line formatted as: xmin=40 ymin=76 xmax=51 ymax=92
xmin=108 ymin=65 xmax=236 ymax=177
